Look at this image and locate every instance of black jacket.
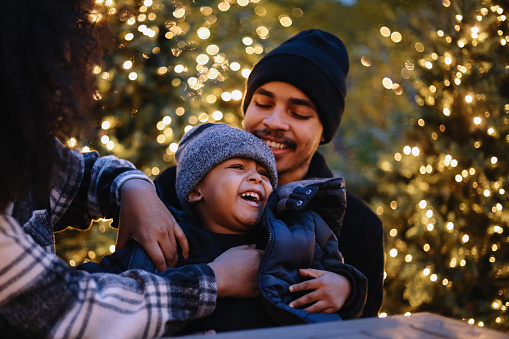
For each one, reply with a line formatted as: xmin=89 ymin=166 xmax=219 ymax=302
xmin=155 ymin=152 xmax=384 ymax=318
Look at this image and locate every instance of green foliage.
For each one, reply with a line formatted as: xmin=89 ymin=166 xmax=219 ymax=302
xmin=375 ymin=0 xmax=509 ymax=331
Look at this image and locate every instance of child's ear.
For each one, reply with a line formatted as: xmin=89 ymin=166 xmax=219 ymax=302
xmin=188 ymin=188 xmax=203 ymax=204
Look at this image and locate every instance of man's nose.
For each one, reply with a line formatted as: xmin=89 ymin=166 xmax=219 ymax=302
xmin=263 ymin=107 xmax=289 ymax=130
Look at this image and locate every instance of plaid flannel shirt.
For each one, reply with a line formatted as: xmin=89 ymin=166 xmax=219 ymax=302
xmin=0 ymin=142 xmax=216 ymax=338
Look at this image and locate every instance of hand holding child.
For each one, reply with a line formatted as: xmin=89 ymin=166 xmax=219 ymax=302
xmin=208 ymin=245 xmax=263 ymax=298
xmin=288 ymin=268 xmax=351 ymax=314
xmin=117 ymin=179 xmax=189 ymax=271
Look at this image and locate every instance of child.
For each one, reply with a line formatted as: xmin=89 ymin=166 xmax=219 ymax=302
xmin=80 ymin=123 xmax=367 ymax=334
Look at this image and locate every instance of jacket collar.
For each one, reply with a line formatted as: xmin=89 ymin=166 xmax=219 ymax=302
xmin=304 ymin=151 xmax=334 ymax=179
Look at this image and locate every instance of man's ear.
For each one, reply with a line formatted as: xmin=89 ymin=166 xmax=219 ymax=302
xmin=188 ymin=188 xmax=203 ymax=204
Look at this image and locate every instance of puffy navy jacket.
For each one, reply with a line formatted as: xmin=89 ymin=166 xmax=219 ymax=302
xmin=259 ymin=177 xmax=367 ymax=324
xmin=79 ymin=177 xmax=367 ymax=332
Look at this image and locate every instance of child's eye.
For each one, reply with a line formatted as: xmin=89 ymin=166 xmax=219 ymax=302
xmin=259 ymin=170 xmax=270 ymax=178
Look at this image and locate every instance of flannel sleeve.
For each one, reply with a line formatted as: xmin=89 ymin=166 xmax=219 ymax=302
xmin=0 ymin=214 xmax=217 ymax=339
xmin=53 ymin=142 xmax=152 ymax=231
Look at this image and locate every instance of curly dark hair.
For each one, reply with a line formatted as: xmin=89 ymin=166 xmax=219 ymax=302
xmin=1 ymin=0 xmax=107 ymax=210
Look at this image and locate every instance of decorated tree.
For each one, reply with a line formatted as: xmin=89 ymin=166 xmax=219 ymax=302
xmin=57 ymin=0 xmax=409 ymax=273
xmin=375 ymin=0 xmax=509 ymax=331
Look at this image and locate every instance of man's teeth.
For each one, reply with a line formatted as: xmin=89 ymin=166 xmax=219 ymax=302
xmin=264 ymin=140 xmax=286 ymax=150
xmin=241 ymin=192 xmax=260 ymax=202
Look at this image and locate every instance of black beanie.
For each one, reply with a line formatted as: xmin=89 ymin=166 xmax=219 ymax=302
xmin=242 ymin=29 xmax=349 ymax=144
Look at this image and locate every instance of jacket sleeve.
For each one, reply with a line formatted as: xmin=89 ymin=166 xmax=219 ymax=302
xmin=0 ymin=214 xmax=216 ymax=338
xmin=313 ymin=212 xmax=367 ymax=319
xmin=340 ymin=192 xmax=384 ymax=317
xmin=52 ymin=141 xmax=152 ymax=231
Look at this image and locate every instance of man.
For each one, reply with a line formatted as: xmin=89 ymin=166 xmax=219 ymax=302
xmin=156 ymin=29 xmax=384 ymax=317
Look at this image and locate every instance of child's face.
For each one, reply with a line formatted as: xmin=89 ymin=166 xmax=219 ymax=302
xmin=190 ymin=158 xmax=273 ymax=234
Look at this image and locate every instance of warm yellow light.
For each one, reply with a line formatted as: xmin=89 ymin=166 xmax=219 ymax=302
xmin=411 ymin=147 xmax=420 ymax=156
xmin=419 ymin=200 xmax=427 ymax=209
xmin=279 ymin=15 xmax=292 ymax=27
xmin=169 ymin=143 xmax=178 ymax=153
xmin=242 ymin=37 xmax=253 ymax=45
xmin=391 ymin=31 xmax=402 ymax=43
xmin=380 ymin=26 xmax=390 ymax=37
xmin=196 ymin=54 xmax=209 ymax=65
xmin=212 ymin=111 xmax=223 ymax=120
xmin=230 ymin=62 xmax=241 ymax=71
xmin=173 ymin=8 xmax=185 ymax=18
xmin=197 ymin=27 xmax=210 ymax=39
xmin=231 ymin=90 xmax=243 ymax=100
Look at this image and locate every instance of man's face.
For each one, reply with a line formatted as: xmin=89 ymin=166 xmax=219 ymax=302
xmin=190 ymin=158 xmax=273 ymax=234
xmin=244 ymin=81 xmax=324 ymax=186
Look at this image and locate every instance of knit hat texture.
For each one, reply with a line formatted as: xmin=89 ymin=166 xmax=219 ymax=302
xmin=242 ymin=29 xmax=349 ymax=144
xmin=175 ymin=123 xmax=278 ymax=213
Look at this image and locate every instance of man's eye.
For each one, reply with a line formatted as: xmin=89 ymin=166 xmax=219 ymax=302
xmin=291 ymin=112 xmax=310 ymax=120
xmin=255 ymin=101 xmax=271 ymax=108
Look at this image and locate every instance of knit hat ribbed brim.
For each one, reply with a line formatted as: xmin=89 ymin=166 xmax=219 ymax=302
xmin=242 ymin=29 xmax=349 ymax=144
xmin=175 ymin=123 xmax=278 ymax=213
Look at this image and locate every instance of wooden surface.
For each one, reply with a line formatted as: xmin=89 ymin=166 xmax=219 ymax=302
xmin=171 ymin=313 xmax=509 ymax=338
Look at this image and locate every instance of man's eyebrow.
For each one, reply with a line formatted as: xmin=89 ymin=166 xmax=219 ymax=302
xmin=289 ymin=97 xmax=316 ymax=111
xmin=253 ymin=87 xmax=275 ymax=98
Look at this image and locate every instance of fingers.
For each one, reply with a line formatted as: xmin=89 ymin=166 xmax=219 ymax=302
xmin=142 ymin=240 xmax=168 ymax=272
xmin=173 ymin=222 xmax=189 ymax=259
xmin=161 ymin=221 xmax=178 ymax=268
xmin=289 ymin=292 xmax=334 ymax=314
xmin=289 ymin=289 xmax=318 ymax=309
xmin=302 ymin=301 xmax=335 ymax=314
xmin=159 ymin=236 xmax=178 ymax=268
xmin=289 ymin=276 xmax=319 ymax=293
xmin=298 ymin=268 xmax=323 ymax=279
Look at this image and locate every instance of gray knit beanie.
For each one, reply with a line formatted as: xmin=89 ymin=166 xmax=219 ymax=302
xmin=175 ymin=123 xmax=278 ymax=213
xmin=242 ymin=29 xmax=349 ymax=144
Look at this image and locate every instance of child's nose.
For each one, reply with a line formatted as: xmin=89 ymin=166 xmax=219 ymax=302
xmin=247 ymin=170 xmax=262 ymax=183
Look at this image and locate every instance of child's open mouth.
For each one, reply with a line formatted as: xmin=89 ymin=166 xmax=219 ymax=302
xmin=240 ymin=192 xmax=261 ymax=204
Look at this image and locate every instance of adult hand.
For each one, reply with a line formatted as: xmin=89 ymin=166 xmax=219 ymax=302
xmin=288 ymin=268 xmax=351 ymax=313
xmin=208 ymin=245 xmax=263 ymax=298
xmin=117 ymin=179 xmax=189 ymax=271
